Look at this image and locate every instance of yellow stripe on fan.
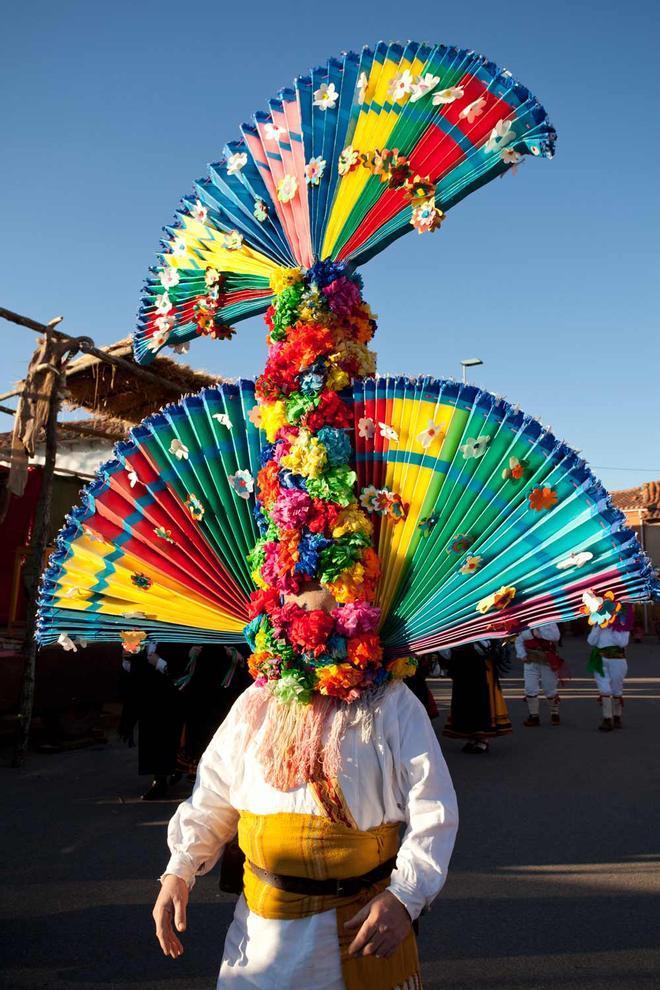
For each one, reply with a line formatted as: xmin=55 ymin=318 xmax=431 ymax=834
xmin=168 ymin=216 xmax=281 ymax=279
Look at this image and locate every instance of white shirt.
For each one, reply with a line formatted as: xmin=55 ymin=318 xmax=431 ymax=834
xmin=515 ymin=623 xmax=560 ymax=660
xmin=164 ymin=680 xmax=459 ymax=988
xmin=587 ymin=626 xmax=629 ymax=649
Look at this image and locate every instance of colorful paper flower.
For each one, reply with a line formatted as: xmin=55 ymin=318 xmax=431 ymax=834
xmin=502 ymin=457 xmax=526 ymax=481
xmin=205 ymin=268 xmax=221 ymax=288
xmin=411 ymin=200 xmax=444 ymax=234
xmin=185 ymin=493 xmax=205 ymax=521
xmin=410 ymin=73 xmax=440 ymax=102
xmin=502 ymin=148 xmax=523 ymax=165
xmin=417 ymin=420 xmax=444 ymax=450
xmin=477 ymin=585 xmax=517 ymax=614
xmin=447 ymin=534 xmax=473 ymax=555
xmin=222 ymin=230 xmax=243 ymax=250
xmin=226 ymin=151 xmax=248 ymax=175
xmin=190 ymin=200 xmax=208 ymax=222
xmin=459 ymin=97 xmax=487 ymax=123
xmin=148 ymin=327 xmax=170 ymax=352
xmin=305 ymin=156 xmax=326 ymax=186
xmin=460 ymin=555 xmax=483 ymax=575
xmin=213 ymin=413 xmax=233 ymax=429
xmin=378 ymin=422 xmax=399 ymax=442
xmin=388 ymin=69 xmax=414 ymax=101
xmin=529 ymin=486 xmax=558 ymax=512
xmin=276 ymin=174 xmax=298 ymax=203
xmin=338 ymin=146 xmax=360 ymax=176
xmin=418 ymin=513 xmax=440 ymax=536
xmin=581 ymin=589 xmax=621 ymax=628
xmin=172 ymin=237 xmax=187 ymax=256
xmin=131 ymin=573 xmax=153 ymax=590
xmin=387 ymin=656 xmax=418 ymax=679
xmin=229 ymin=469 xmax=254 ymax=499
xmin=460 ymin=435 xmax=491 ymax=459
xmin=313 ymin=82 xmax=339 ymax=111
xmin=120 ymin=630 xmax=147 ymax=654
xmin=432 ymin=85 xmax=465 ymax=105
xmin=254 ymin=199 xmax=269 ymax=222
xmin=159 ymin=267 xmax=180 ymax=289
xmin=359 ymin=485 xmax=381 ymax=512
xmin=556 ymin=551 xmax=594 ymax=571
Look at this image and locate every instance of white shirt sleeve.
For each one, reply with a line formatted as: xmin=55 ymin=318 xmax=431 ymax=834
xmin=587 ymin=626 xmax=601 ymax=647
xmin=386 ymin=686 xmax=459 ymax=921
xmin=536 ymin=623 xmax=560 ymax=642
xmin=514 ymin=630 xmax=532 ymax=659
xmin=162 ymin=699 xmax=244 ymax=888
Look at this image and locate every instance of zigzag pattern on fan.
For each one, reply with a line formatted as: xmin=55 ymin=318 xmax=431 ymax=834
xmin=37 ymin=379 xmax=654 ymax=652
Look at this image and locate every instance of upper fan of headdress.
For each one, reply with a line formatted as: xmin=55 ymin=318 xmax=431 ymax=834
xmin=134 ymin=41 xmax=555 ymax=364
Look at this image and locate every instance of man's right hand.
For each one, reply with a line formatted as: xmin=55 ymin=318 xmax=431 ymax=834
xmin=153 ymin=874 xmax=189 ymax=958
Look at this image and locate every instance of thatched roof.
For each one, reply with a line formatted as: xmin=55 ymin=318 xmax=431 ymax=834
xmin=63 ymin=337 xmax=218 ymax=425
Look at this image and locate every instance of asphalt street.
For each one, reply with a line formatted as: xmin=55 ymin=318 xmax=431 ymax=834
xmin=1 ymin=635 xmax=659 ymax=990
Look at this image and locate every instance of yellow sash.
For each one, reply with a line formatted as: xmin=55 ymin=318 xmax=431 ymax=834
xmin=238 ymin=808 xmax=422 ymax=990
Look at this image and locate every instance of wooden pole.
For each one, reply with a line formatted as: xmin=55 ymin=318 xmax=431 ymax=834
xmin=11 ymin=332 xmax=66 ymax=767
xmin=0 ymin=404 xmax=122 ymax=442
xmin=0 ymin=306 xmax=184 ymax=395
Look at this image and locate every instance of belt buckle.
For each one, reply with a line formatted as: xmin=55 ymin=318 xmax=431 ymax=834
xmin=335 ymin=878 xmax=350 ymax=897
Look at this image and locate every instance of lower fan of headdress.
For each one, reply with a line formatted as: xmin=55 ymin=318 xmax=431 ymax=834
xmin=37 ymin=378 xmax=656 ymax=653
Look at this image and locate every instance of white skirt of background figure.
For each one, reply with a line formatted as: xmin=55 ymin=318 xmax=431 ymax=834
xmin=588 ymin=625 xmax=629 ymax=725
xmin=515 ymin=623 xmax=561 ymax=723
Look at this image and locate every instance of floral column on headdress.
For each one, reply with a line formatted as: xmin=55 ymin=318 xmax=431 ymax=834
xmin=244 ymin=261 xmax=405 ymax=704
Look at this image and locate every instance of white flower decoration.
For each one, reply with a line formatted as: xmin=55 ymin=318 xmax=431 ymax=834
xmin=379 ymin=422 xmax=399 ymax=442
xmin=357 ymin=71 xmax=369 ymax=105
xmin=213 ymin=413 xmax=233 ymax=429
xmin=359 ymin=485 xmax=380 ymax=511
xmin=556 ymin=551 xmax=594 ymax=571
xmin=190 ymin=200 xmax=208 ymax=222
xmin=155 ymin=314 xmax=176 ymax=333
xmin=172 ymin=238 xmax=188 ymax=256
xmin=221 ymin=230 xmax=243 ymax=251
xmin=169 ymin=438 xmax=189 ymax=461
xmin=358 ymin=417 xmax=376 ymax=440
xmin=226 ymin=152 xmax=248 ymax=175
xmin=205 ymin=268 xmax=221 ymax=287
xmin=159 ymin=267 xmax=180 ymax=289
xmin=432 ymin=85 xmax=465 ymax=105
xmin=277 ymin=174 xmax=298 ymax=203
xmin=264 ymin=122 xmax=285 ymax=142
xmin=417 ymin=420 xmax=444 ymax=450
xmin=305 ymin=156 xmax=326 ymax=186
xmin=127 ymin=469 xmax=139 ymax=488
xmin=501 ymin=147 xmax=523 ymax=166
xmin=149 ymin=328 xmax=171 ymax=351
xmin=388 ymin=69 xmax=414 ymax=101
xmin=313 ymin=82 xmax=339 ymax=111
xmin=58 ymin=633 xmax=84 ymax=652
xmin=63 ymin=586 xmax=80 ymax=599
xmin=460 ymin=435 xmax=491 ymax=459
xmin=459 ymin=97 xmax=487 ymax=123
xmin=485 ymin=119 xmax=516 ymax=153
xmin=229 ymin=469 xmax=254 ymax=499
xmin=155 ymin=293 xmax=172 ymax=315
xmin=411 ymin=73 xmax=440 ymax=103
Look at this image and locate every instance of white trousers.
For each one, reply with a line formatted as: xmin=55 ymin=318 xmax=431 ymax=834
xmin=524 ymin=662 xmax=559 ymax=699
xmin=593 ymin=658 xmax=628 ymax=697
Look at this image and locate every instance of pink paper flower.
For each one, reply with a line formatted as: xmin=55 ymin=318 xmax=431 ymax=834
xmin=332 ymin=601 xmax=381 ymax=637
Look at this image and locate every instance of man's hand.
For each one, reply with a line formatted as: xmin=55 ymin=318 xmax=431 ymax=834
xmin=344 ymin=889 xmax=411 ymax=959
xmin=153 ymin=874 xmax=189 ymax=958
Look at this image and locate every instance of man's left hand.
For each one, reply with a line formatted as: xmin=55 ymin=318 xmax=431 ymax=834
xmin=344 ymin=890 xmax=411 ymax=959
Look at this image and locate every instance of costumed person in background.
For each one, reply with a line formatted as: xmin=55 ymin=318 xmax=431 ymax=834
xmin=405 ymin=654 xmax=439 ymax=720
xmin=176 ymin=644 xmax=252 ymax=777
xmin=515 ymin=622 xmax=569 ymax=727
xmin=587 ymin=605 xmax=632 ymax=732
xmin=119 ymin=642 xmax=186 ymax=800
xmin=441 ymin=641 xmax=513 ymax=754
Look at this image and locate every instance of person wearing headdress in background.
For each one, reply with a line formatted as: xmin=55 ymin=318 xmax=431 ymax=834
xmin=441 ymin=640 xmax=513 ymax=754
xmin=515 ymin=622 xmax=569 ymax=727
xmin=587 ymin=604 xmax=633 ymax=731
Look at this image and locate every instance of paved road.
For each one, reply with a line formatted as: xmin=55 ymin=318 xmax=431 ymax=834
xmin=1 ymin=636 xmax=659 ymax=990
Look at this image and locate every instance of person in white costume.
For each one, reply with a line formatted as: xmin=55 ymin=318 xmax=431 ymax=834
xmin=152 ymin=679 xmax=458 ymax=989
xmin=515 ymin=623 xmax=564 ymax=727
xmin=587 ymin=623 xmax=630 ymax=732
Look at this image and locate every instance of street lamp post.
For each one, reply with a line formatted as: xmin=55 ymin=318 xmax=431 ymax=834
xmin=461 ymin=358 xmax=483 ymax=384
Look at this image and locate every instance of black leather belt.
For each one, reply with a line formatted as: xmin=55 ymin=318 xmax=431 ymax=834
xmin=247 ymin=855 xmax=398 ymax=898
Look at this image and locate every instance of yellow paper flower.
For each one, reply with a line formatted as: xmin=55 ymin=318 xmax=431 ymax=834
xmin=281 ymin=431 xmax=327 ymax=478
xmin=269 ymin=267 xmax=303 ymax=294
xmin=387 ymin=656 xmax=418 ymax=679
xmin=332 ymin=506 xmax=372 ymax=539
xmin=251 ymin=568 xmax=267 ymax=589
xmin=324 ymin=363 xmax=350 ymax=391
xmin=476 ymin=585 xmax=516 ymax=614
xmin=326 ymin=562 xmax=365 ymax=602
xmin=259 ymin=400 xmax=288 ymax=442
xmin=254 ymin=627 xmax=270 ymax=653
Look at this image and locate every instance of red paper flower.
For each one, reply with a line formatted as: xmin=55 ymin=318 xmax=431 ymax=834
xmin=288 ymin=609 xmax=335 ymax=656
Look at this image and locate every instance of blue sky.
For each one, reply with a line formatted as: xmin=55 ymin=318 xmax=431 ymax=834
xmin=2 ymin=0 xmax=659 ymax=494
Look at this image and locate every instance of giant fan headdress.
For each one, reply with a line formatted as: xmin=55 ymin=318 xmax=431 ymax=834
xmin=38 ymin=42 xmax=657 ymax=704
